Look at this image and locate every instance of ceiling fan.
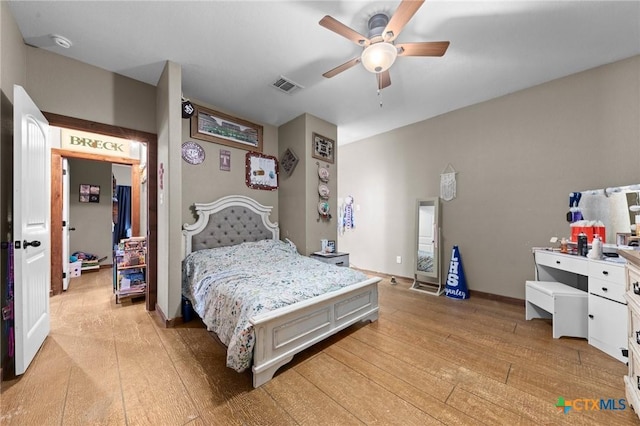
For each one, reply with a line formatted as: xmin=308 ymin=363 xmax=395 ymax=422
xmin=319 ymin=0 xmax=449 ymax=90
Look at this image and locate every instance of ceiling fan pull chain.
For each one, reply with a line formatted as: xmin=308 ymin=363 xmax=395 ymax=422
xmin=378 ymin=89 xmax=383 ymax=108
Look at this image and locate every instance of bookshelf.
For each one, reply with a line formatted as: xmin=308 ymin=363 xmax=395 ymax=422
xmin=113 ymin=236 xmax=146 ymax=303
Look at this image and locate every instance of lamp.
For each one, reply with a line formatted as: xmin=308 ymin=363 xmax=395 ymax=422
xmin=361 ymin=42 xmax=398 ymax=73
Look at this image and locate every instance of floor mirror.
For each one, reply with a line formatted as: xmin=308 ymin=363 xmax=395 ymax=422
xmin=411 ymin=197 xmax=443 ymax=295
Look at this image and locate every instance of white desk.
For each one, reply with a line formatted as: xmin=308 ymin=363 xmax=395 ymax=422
xmin=533 ymin=250 xmax=628 ymax=362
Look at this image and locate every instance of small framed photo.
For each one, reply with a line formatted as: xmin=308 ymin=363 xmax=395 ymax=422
xmin=312 ymin=132 xmax=334 ymax=164
xmin=280 ymin=148 xmax=299 ymax=176
xmin=327 ymin=240 xmax=336 ymax=253
xmin=79 ymin=184 xmax=100 ymax=203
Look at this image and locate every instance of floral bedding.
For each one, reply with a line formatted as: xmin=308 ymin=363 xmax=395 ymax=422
xmin=182 ymin=239 xmax=368 ymax=372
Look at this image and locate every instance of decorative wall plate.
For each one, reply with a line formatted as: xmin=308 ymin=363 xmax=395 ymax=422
xmin=318 ymin=201 xmax=330 ymax=216
xmin=318 ymin=167 xmax=330 ymax=182
xmin=182 ymin=141 xmax=205 ymax=165
xmin=318 ymin=184 xmax=330 ymax=199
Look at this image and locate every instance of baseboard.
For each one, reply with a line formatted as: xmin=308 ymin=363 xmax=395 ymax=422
xmin=153 ymin=303 xmax=183 ymax=328
xmin=355 ymin=268 xmax=524 ymax=305
xmin=469 ymin=290 xmax=525 ymax=306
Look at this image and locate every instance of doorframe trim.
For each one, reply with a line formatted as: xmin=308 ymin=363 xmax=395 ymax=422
xmin=46 ymin=112 xmax=157 ymax=311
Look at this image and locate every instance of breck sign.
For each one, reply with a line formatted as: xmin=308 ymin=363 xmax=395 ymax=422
xmin=61 ymin=128 xmax=133 ymax=158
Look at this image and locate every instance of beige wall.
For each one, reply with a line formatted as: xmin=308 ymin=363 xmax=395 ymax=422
xmin=25 ymin=47 xmax=156 ymax=134
xmin=304 ymin=114 xmax=338 ymax=255
xmin=277 ymin=113 xmax=338 ymax=256
xmin=338 ymin=55 xmax=640 ymax=300
xmin=180 ymin=99 xmax=279 ymax=226
xmin=278 ymin=114 xmax=307 ymax=251
xmin=156 ymin=61 xmax=182 ymax=319
xmin=68 ymin=159 xmax=112 ymax=264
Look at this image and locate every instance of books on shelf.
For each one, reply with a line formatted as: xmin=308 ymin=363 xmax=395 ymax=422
xmin=115 ymin=236 xmax=147 ymax=302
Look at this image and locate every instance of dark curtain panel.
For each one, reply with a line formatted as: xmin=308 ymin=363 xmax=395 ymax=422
xmin=113 ymin=185 xmax=132 ymax=246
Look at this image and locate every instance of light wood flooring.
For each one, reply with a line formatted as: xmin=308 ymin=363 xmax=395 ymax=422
xmin=1 ymin=269 xmax=638 ymax=425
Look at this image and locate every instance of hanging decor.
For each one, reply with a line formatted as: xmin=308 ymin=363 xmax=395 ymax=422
xmin=338 ymin=195 xmax=355 ymax=235
xmin=280 ymin=148 xmax=299 ymax=176
xmin=316 ymin=162 xmax=331 ymax=221
xmin=440 ymin=163 xmax=457 ymax=201
xmin=245 ymin=151 xmax=278 ymax=190
xmin=182 ymin=141 xmax=205 ymax=165
xmin=181 ymin=96 xmax=195 ymax=119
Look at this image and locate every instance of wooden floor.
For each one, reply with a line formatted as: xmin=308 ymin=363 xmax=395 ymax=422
xmin=1 ymin=269 xmax=638 ymax=425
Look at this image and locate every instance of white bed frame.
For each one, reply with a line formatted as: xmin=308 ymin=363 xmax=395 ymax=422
xmin=182 ymin=195 xmax=380 ymax=387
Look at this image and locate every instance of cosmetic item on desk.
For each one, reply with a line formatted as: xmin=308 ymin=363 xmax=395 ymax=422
xmin=577 ymin=232 xmax=588 ymax=256
xmin=560 ymin=238 xmax=568 ymax=254
xmin=590 ymin=235 xmax=603 ymax=259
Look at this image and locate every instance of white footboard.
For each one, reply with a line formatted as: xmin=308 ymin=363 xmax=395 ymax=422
xmin=249 ymin=277 xmax=381 ymax=387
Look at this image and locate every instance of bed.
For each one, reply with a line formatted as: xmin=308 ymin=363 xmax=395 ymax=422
xmin=182 ymin=195 xmax=381 ymax=387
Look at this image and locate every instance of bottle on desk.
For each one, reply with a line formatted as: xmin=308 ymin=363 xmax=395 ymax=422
xmin=577 ymin=232 xmax=588 ymax=256
xmin=590 ymin=235 xmax=603 ymax=259
xmin=560 ymin=238 xmax=568 ymax=254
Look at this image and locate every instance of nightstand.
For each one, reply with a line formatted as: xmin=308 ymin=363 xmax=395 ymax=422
xmin=310 ymin=252 xmax=349 ymax=267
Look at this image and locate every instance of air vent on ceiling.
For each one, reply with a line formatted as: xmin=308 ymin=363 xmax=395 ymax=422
xmin=271 ymin=76 xmax=304 ymax=94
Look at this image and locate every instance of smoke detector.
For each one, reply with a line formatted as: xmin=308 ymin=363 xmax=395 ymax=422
xmin=51 ymin=34 xmax=72 ymax=49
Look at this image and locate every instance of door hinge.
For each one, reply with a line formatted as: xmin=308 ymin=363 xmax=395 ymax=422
xmin=62 ymin=169 xmax=67 ymax=175
xmin=62 ymin=272 xmax=66 ymax=279
xmin=62 ymin=220 xmax=66 ymax=227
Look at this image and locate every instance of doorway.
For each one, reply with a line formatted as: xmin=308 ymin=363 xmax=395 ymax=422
xmin=45 ymin=112 xmax=157 ymax=311
xmin=63 ymin=158 xmax=138 ymax=294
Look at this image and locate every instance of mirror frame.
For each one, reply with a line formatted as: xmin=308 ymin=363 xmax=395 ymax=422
xmin=412 ymin=197 xmax=442 ymax=293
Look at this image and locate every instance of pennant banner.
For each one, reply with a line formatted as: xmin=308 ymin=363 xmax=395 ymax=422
xmin=445 ymin=245 xmax=469 ymax=299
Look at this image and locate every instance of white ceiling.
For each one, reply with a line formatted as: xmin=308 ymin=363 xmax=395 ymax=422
xmin=8 ymin=1 xmax=640 ymax=145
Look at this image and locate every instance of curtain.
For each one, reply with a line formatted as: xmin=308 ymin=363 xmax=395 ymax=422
xmin=113 ymin=185 xmax=132 ymax=246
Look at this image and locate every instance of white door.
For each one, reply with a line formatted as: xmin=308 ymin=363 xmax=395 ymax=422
xmin=62 ymin=158 xmax=70 ymax=291
xmin=13 ymin=85 xmax=51 ymax=375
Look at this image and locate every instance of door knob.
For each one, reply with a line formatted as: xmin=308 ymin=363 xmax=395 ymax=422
xmin=69 ymin=227 xmax=76 ymax=231
xmin=23 ymin=240 xmax=41 ymax=248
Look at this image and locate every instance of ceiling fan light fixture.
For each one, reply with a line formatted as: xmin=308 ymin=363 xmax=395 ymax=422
xmin=361 ymin=42 xmax=397 ymax=73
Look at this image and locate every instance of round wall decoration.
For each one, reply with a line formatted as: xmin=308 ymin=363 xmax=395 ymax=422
xmin=318 ymin=184 xmax=330 ymax=199
xmin=318 ymin=201 xmax=330 ymax=217
xmin=318 ymin=167 xmax=330 ymax=182
xmin=182 ymin=141 xmax=205 ymax=165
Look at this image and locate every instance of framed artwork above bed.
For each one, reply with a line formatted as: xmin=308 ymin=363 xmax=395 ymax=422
xmin=190 ymin=104 xmax=263 ymax=152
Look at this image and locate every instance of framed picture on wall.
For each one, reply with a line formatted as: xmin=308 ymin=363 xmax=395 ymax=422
xmin=80 ymin=184 xmax=100 ymax=203
xmin=280 ymin=148 xmax=299 ymax=176
xmin=311 ymin=132 xmax=334 ymax=164
xmin=191 ymin=104 xmax=263 ymax=152
xmin=245 ymin=152 xmax=278 ymax=191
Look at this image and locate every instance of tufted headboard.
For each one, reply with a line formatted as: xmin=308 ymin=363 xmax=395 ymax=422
xmin=182 ymin=195 xmax=280 ymax=258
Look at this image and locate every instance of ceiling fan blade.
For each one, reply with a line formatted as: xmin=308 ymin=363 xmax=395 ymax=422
xmin=396 ymin=41 xmax=450 ymax=57
xmin=323 ymin=57 xmax=361 ymax=78
xmin=319 ymin=15 xmax=370 ymax=47
xmin=383 ymin=0 xmax=425 ymax=42
xmin=377 ymin=70 xmax=391 ymax=90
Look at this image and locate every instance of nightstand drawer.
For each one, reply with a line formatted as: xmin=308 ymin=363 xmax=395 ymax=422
xmin=310 ymin=252 xmax=349 ymax=267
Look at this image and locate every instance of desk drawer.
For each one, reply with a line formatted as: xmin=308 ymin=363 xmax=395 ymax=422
xmin=589 ymin=261 xmax=625 ymax=284
xmin=535 ymin=251 xmax=588 ymax=275
xmin=589 ymin=276 xmax=626 ymax=303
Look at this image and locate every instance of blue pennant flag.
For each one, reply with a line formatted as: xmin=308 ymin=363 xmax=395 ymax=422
xmin=445 ymin=245 xmax=469 ymax=299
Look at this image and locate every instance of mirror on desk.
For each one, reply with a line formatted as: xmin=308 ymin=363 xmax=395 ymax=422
xmin=411 ymin=197 xmax=442 ymax=294
xmin=575 ymin=184 xmax=640 ymax=245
